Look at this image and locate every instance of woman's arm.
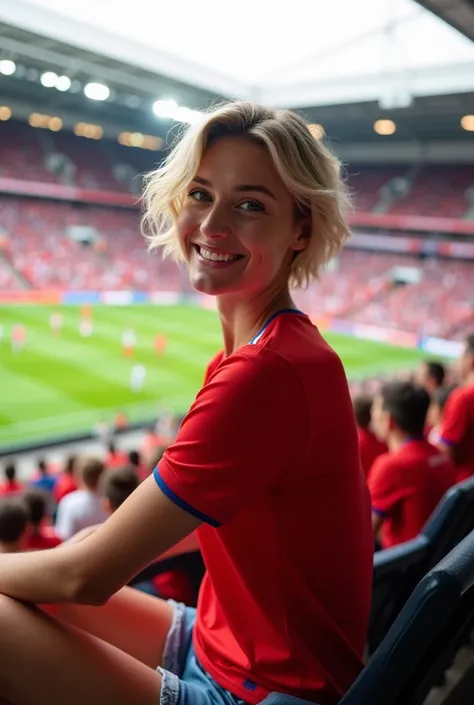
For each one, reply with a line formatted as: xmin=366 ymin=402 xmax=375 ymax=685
xmin=0 ymin=475 xmax=201 ymax=605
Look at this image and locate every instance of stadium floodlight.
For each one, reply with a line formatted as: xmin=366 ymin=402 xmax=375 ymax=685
xmin=84 ymin=82 xmax=110 ymax=101
xmin=0 ymin=59 xmax=16 ymax=76
xmin=461 ymin=115 xmax=474 ymax=132
xmin=373 ymin=119 xmax=396 ymax=136
xmin=56 ymin=75 xmax=71 ymax=92
xmin=41 ymin=71 xmax=58 ymax=88
xmin=152 ymin=98 xmax=202 ymax=125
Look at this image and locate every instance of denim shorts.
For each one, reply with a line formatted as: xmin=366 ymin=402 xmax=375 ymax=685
xmin=158 ymin=601 xmax=249 ymax=705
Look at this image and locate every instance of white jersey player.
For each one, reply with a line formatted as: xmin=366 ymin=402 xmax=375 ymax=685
xmin=50 ymin=312 xmax=63 ymax=336
xmin=122 ymin=329 xmax=136 ymax=356
xmin=130 ymin=364 xmax=146 ymax=393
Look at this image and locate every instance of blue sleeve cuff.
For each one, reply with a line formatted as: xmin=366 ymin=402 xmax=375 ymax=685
xmin=439 ymin=437 xmax=456 ymax=448
xmin=153 ymin=466 xmax=221 ymax=528
xmin=372 ymin=507 xmax=386 ymax=517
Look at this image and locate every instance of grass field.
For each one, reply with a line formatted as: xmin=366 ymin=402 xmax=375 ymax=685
xmin=0 ymin=304 xmax=427 ymax=450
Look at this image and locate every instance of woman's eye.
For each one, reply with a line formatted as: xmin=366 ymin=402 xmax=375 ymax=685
xmin=238 ymin=200 xmax=265 ymax=213
xmin=188 ymin=188 xmax=211 ymax=202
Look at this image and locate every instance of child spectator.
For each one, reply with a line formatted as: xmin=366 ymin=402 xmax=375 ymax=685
xmin=53 ymin=455 xmax=78 ymax=504
xmin=55 ymin=457 xmax=108 ymax=540
xmin=128 ymin=449 xmax=148 ymax=481
xmin=0 ymin=462 xmax=23 ymax=496
xmin=353 ymin=395 xmax=388 ymax=478
xmin=23 ymin=489 xmax=62 ymax=550
xmin=105 ymin=442 xmax=128 ymax=469
xmin=29 ymin=458 xmax=57 ymax=495
xmin=369 ymin=381 xmax=456 ymax=548
xmin=0 ymin=498 xmax=29 ymax=553
xmin=101 ymin=466 xmax=196 ymax=605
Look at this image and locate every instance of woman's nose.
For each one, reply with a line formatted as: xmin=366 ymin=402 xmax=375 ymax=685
xmin=200 ymin=206 xmax=232 ymax=240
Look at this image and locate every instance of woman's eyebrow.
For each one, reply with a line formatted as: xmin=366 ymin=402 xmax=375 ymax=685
xmin=193 ymin=175 xmax=276 ymax=200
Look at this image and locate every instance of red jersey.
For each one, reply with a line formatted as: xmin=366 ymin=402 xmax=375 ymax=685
xmin=0 ymin=480 xmax=23 ymax=496
xmin=440 ymin=384 xmax=474 ymax=481
xmin=357 ymin=427 xmax=388 ymax=478
xmin=369 ymin=439 xmax=456 ymax=548
xmin=53 ymin=473 xmax=78 ymax=504
xmin=154 ymin=310 xmax=373 ymax=705
xmin=25 ymin=526 xmax=62 ymax=551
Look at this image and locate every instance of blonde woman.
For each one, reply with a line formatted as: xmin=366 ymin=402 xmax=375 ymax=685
xmin=0 ymin=103 xmax=372 ymax=705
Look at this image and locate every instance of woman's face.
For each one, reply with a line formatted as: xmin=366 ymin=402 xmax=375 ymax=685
xmin=176 ymin=136 xmax=307 ymax=297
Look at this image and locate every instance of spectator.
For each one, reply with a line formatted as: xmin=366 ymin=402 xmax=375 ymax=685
xmin=0 ymin=462 xmax=23 ymax=496
xmin=55 ymin=457 xmax=108 ymax=540
xmin=53 ymin=455 xmax=78 ymax=504
xmin=105 ymin=442 xmax=128 ymax=468
xmin=353 ymin=395 xmax=388 ymax=478
xmin=439 ymin=333 xmax=474 ymax=480
xmin=101 ymin=466 xmax=197 ymax=605
xmin=0 ymin=498 xmax=29 ymax=553
xmin=427 ymin=385 xmax=457 ymax=446
xmin=23 ymin=489 xmax=62 ymax=550
xmin=417 ymin=360 xmax=446 ymax=398
xmin=128 ymin=449 xmax=149 ymax=481
xmin=29 ymin=458 xmax=57 ymax=495
xmin=369 ymin=381 xmax=456 ymax=548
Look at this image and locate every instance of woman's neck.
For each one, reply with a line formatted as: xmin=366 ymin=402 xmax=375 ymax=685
xmin=217 ymin=287 xmax=297 ymax=356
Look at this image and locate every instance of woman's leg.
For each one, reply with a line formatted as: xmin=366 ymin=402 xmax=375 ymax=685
xmin=42 ymin=585 xmax=174 ymax=668
xmin=0 ymin=594 xmax=162 ymax=705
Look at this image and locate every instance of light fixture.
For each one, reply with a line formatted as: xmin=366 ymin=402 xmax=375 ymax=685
xmin=461 ymin=115 xmax=474 ymax=132
xmin=0 ymin=106 xmax=11 ymax=121
xmin=308 ymin=123 xmax=325 ymax=140
xmin=48 ymin=116 xmax=62 ymax=132
xmin=0 ymin=59 xmax=16 ymax=76
xmin=40 ymin=71 xmax=58 ymax=88
xmin=56 ymin=75 xmax=71 ymax=92
xmin=152 ymin=98 xmax=201 ymax=124
xmin=374 ymin=119 xmax=396 ymax=136
xmin=74 ymin=122 xmax=103 ymax=139
xmin=84 ymin=82 xmax=110 ymax=101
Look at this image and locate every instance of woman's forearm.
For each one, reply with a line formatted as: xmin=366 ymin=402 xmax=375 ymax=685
xmin=0 ymin=546 xmax=83 ymax=604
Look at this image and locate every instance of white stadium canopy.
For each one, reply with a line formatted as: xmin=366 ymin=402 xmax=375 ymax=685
xmin=1 ymin=0 xmax=474 ymax=108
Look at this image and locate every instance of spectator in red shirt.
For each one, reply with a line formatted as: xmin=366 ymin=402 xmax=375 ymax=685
xmin=353 ymin=395 xmax=388 ymax=478
xmin=417 ymin=360 xmax=446 ymax=398
xmin=0 ymin=102 xmax=373 ymax=705
xmin=0 ymin=462 xmax=23 ymax=496
xmin=23 ymin=489 xmax=62 ymax=551
xmin=105 ymin=441 xmax=128 ymax=468
xmin=427 ymin=384 xmax=457 ymax=446
xmin=369 ymin=382 xmax=456 ymax=548
xmin=439 ymin=333 xmax=474 ymax=481
xmin=0 ymin=498 xmax=29 ymax=553
xmin=53 ymin=455 xmax=78 ymax=504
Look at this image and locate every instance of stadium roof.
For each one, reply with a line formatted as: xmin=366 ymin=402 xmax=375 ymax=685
xmin=1 ymin=0 xmax=474 ymax=108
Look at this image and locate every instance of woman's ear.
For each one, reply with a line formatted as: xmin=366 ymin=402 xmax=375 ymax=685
xmin=292 ymin=220 xmax=311 ymax=252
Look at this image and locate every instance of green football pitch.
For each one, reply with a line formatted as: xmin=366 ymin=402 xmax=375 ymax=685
xmin=0 ymin=304 xmax=427 ymax=450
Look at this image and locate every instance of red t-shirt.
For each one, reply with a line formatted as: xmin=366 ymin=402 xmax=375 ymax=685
xmin=357 ymin=428 xmax=388 ymax=478
xmin=154 ymin=310 xmax=373 ymax=705
xmin=0 ymin=480 xmax=23 ymax=496
xmin=53 ymin=474 xmax=78 ymax=504
xmin=25 ymin=526 xmax=62 ymax=551
xmin=369 ymin=440 xmax=456 ymax=548
xmin=440 ymin=384 xmax=474 ymax=481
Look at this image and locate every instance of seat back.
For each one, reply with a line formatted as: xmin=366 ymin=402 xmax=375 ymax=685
xmin=369 ymin=480 xmax=470 ymax=652
xmin=342 ymin=529 xmax=474 ymax=705
xmin=423 ymin=476 xmax=474 ymax=569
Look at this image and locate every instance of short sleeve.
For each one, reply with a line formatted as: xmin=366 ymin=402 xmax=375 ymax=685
xmin=154 ymin=349 xmax=307 ymax=525
xmin=440 ymin=390 xmax=467 ymax=447
xmin=368 ymin=455 xmax=408 ymax=516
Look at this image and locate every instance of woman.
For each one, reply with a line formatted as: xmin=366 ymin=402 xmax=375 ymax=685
xmin=0 ymin=102 xmax=373 ymax=705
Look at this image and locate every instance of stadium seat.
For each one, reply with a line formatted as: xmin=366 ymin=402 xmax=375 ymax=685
xmin=259 ymin=528 xmax=474 ymax=705
xmin=369 ymin=476 xmax=474 ymax=652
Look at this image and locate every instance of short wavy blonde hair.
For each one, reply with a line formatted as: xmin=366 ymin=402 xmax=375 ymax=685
xmin=142 ymin=101 xmax=351 ymax=288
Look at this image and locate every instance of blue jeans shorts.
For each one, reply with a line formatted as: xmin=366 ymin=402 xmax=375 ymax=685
xmin=158 ymin=601 xmax=249 ymax=705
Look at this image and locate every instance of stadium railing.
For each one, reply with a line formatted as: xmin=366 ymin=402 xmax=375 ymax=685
xmin=369 ymin=476 xmax=474 ymax=652
xmin=259 ymin=528 xmax=474 ymax=705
